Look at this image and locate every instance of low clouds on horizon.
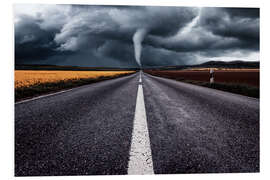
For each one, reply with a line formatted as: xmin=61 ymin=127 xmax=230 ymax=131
xmin=14 ymin=4 xmax=259 ymax=67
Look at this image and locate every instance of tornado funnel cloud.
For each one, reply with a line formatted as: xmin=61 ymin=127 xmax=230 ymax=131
xmin=133 ymin=28 xmax=148 ymax=67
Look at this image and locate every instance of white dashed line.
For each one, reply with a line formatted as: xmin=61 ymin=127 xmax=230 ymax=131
xmin=128 ymin=77 xmax=154 ymax=175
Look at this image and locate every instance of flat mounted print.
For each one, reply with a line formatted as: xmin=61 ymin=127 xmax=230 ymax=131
xmin=14 ymin=4 xmax=259 ymax=176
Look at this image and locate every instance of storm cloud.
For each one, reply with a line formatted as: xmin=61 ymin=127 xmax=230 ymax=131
xmin=14 ymin=4 xmax=259 ymax=67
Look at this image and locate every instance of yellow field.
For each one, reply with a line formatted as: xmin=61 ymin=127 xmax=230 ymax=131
xmin=15 ymin=70 xmax=134 ymax=89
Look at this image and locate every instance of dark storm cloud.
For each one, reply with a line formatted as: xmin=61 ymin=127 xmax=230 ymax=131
xmin=199 ymin=7 xmax=259 ymax=48
xmin=15 ymin=15 xmax=58 ymax=63
xmin=223 ymin=8 xmax=259 ymax=18
xmin=45 ymin=39 xmax=138 ymax=67
xmin=53 ymin=5 xmax=198 ymax=50
xmin=139 ymin=7 xmax=259 ymax=62
xmin=97 ymin=40 xmax=134 ymax=62
xmin=14 ymin=5 xmax=259 ymax=67
xmin=141 ymin=45 xmax=199 ymax=67
xmin=14 ymin=13 xmax=75 ymax=64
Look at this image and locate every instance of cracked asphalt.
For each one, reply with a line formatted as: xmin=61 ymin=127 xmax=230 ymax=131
xmin=15 ymin=71 xmax=259 ymax=176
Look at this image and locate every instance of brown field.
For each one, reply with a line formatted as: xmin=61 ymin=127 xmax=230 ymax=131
xmin=185 ymin=68 xmax=259 ymax=71
xmin=15 ymin=70 xmax=134 ymax=89
xmin=145 ymin=69 xmax=259 ymax=87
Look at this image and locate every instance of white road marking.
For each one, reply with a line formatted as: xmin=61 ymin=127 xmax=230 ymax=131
xmin=128 ymin=83 xmax=154 ymax=175
xmin=139 ymin=71 xmax=142 ymax=82
xmin=15 ymin=88 xmax=74 ymax=105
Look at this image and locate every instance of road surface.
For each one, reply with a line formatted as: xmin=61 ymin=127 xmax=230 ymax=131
xmin=15 ymin=71 xmax=259 ymax=176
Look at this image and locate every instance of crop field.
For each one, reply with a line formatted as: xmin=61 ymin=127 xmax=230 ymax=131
xmin=145 ymin=69 xmax=259 ymax=87
xmin=15 ymin=70 xmax=134 ymax=88
xmin=15 ymin=70 xmax=135 ymax=101
xmin=145 ymin=69 xmax=259 ymax=98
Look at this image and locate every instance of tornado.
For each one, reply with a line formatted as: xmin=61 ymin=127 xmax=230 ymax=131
xmin=133 ymin=28 xmax=148 ymax=67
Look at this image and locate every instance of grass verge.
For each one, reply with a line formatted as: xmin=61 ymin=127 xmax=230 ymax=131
xmin=183 ymin=80 xmax=259 ymax=98
xmin=15 ymin=72 xmax=135 ymax=102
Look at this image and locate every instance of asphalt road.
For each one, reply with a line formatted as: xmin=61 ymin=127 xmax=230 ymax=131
xmin=15 ymin=71 xmax=259 ymax=176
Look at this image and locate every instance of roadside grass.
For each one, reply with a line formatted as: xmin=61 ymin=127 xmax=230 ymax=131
xmin=148 ymin=74 xmax=259 ymax=98
xmin=15 ymin=72 xmax=135 ymax=102
xmin=182 ymin=79 xmax=259 ymax=98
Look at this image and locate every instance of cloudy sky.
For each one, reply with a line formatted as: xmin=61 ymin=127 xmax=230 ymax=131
xmin=14 ymin=4 xmax=259 ymax=67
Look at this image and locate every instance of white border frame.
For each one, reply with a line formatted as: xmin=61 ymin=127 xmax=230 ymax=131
xmin=1 ymin=1 xmax=269 ymax=179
